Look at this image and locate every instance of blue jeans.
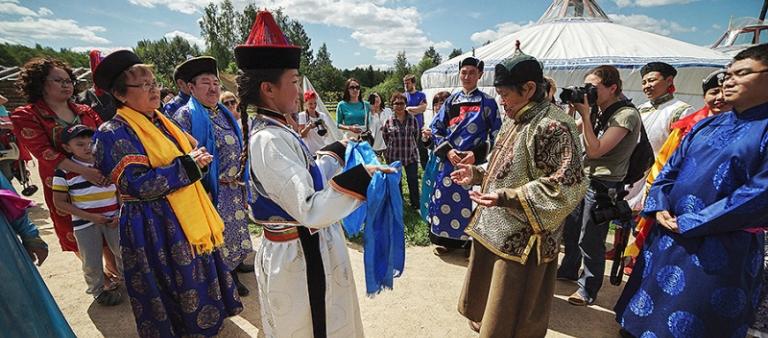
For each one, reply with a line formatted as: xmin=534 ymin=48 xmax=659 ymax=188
xmin=558 ymin=179 xmax=623 ymax=302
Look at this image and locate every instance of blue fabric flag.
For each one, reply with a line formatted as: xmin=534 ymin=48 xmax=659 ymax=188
xmin=341 ymin=141 xmax=405 ymax=295
xmin=342 ymin=141 xmax=380 ymax=235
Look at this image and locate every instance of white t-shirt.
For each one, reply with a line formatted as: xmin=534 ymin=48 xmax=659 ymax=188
xmin=298 ymin=111 xmax=335 ymax=154
xmin=370 ymin=108 xmax=393 ymax=151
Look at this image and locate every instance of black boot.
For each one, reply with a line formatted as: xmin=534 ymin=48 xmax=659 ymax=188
xmin=231 ymin=271 xmax=249 ymax=297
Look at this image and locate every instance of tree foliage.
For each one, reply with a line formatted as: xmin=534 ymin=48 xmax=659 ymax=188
xmin=134 ymin=36 xmax=202 ymax=88
xmin=448 ymin=48 xmax=464 ymax=59
xmin=309 ymin=43 xmax=345 ymax=101
xmin=0 ymin=43 xmax=88 ymax=68
xmin=199 ymin=0 xmax=237 ymax=70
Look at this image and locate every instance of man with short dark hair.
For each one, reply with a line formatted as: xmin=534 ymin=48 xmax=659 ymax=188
xmin=625 ymin=62 xmax=693 ymax=211
xmin=422 ymin=57 xmax=501 ymax=256
xmin=614 ymin=43 xmax=768 ymax=338
xmin=171 ymin=56 xmax=253 ymax=297
xmin=403 ymin=74 xmax=428 ymax=169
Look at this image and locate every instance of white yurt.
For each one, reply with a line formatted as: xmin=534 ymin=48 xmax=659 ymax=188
xmin=420 ymin=0 xmax=731 ymax=121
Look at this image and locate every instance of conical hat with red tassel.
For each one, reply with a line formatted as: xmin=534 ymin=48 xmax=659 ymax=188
xmin=235 ymin=10 xmax=301 ymax=70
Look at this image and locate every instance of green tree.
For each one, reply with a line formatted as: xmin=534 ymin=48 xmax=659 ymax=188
xmin=134 ymin=36 xmax=201 ymax=88
xmin=309 ymin=43 xmax=344 ymax=100
xmin=0 ymin=43 xmax=88 ymax=68
xmin=199 ymin=0 xmax=237 ymax=70
xmin=412 ymin=46 xmax=443 ymax=88
xmin=448 ymin=48 xmax=463 ymax=59
xmin=393 ymin=51 xmax=410 ymax=86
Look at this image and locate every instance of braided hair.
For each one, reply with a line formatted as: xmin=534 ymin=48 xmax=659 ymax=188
xmin=236 ymin=68 xmax=288 ymax=182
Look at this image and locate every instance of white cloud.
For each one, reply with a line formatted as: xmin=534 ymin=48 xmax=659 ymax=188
xmin=609 ymin=14 xmax=695 ymax=36
xmin=612 ymin=0 xmax=694 ymax=7
xmin=0 ymin=17 xmax=109 ymax=44
xmin=257 ymin=1 xmax=452 ymax=61
xmin=128 ymin=0 xmax=220 ymax=15
xmin=712 ymin=23 xmax=722 ymax=30
xmin=164 ymin=30 xmax=206 ymax=49
xmin=37 ymin=7 xmax=53 ymax=16
xmin=0 ymin=2 xmax=38 ymax=16
xmin=126 ymin=0 xmax=452 ymax=62
xmin=470 ymin=21 xmax=534 ymax=44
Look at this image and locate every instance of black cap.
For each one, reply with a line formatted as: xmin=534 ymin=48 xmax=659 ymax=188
xmin=641 ymin=62 xmax=677 ymax=78
xmin=174 ymin=56 xmax=218 ymax=83
xmin=459 ymin=56 xmax=484 ymax=71
xmin=702 ymin=69 xmax=725 ymax=94
xmin=60 ymin=124 xmax=94 ymax=144
xmin=93 ymin=50 xmax=142 ymax=91
xmin=494 ymin=41 xmax=543 ymax=87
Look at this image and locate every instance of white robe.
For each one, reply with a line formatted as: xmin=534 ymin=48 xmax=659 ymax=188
xmin=249 ymin=116 xmax=365 ymax=338
xmin=625 ymin=97 xmax=693 ymax=210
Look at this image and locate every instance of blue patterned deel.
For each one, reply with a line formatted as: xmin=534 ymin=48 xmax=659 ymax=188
xmin=629 ymin=289 xmax=654 ymax=317
xmin=710 ymin=287 xmax=747 ymax=319
xmin=616 ymin=103 xmax=768 ymax=338
xmin=656 ymin=265 xmax=686 ymax=296
xmin=667 ymin=311 xmax=705 ymax=338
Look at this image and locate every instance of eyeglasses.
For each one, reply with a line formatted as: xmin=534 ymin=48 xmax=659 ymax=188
xmin=125 ymin=81 xmax=159 ymax=92
xmin=393 ymin=102 xmax=406 ymax=106
xmin=348 ymin=86 xmax=361 ymax=90
xmin=47 ymin=78 xmax=74 ymax=86
xmin=223 ymin=100 xmax=237 ymax=106
xmin=722 ymin=68 xmax=768 ymax=83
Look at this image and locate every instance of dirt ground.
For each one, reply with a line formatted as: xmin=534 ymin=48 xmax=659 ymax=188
xmin=18 ymin=166 xmax=623 ymax=338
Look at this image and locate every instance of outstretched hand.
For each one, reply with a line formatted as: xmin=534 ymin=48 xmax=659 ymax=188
xmin=469 ymin=190 xmax=499 ymax=207
xmin=451 ymin=163 xmax=474 ymax=185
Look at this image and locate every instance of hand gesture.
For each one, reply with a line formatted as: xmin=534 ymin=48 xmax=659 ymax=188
xmin=450 ymin=163 xmax=474 ymax=185
xmin=190 ymin=147 xmax=213 ymax=168
xmin=108 ymin=216 xmax=119 ymax=228
xmin=656 ymin=210 xmax=679 ymax=233
xmin=571 ymin=94 xmax=591 ymax=119
xmin=421 ymin=128 xmax=432 ymax=139
xmin=25 ymin=245 xmax=48 ymax=266
xmin=349 ymin=125 xmax=363 ymax=134
xmin=469 ymin=190 xmax=499 ymax=207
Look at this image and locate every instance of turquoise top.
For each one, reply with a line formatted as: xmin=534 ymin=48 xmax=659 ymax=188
xmin=336 ymin=101 xmax=370 ymax=127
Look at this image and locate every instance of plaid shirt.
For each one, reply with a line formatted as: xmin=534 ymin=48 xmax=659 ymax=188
xmin=382 ymin=113 xmax=419 ymax=165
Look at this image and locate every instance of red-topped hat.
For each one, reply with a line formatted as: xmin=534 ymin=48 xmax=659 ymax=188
xmin=235 ymin=10 xmax=301 ymax=70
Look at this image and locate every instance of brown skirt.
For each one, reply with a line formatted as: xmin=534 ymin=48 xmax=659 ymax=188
xmin=458 ymin=242 xmax=557 ymax=338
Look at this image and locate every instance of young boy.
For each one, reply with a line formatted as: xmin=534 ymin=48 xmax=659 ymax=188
xmin=52 ymin=124 xmax=123 ymax=306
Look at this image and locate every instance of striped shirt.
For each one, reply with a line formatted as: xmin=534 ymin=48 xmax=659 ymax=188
xmin=52 ymin=157 xmax=118 ymax=231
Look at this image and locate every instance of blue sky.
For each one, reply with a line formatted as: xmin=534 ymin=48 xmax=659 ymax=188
xmin=0 ymin=0 xmax=761 ymax=69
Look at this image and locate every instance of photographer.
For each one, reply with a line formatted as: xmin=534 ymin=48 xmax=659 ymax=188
xmin=298 ymin=90 xmax=337 ymax=154
xmin=556 ymin=65 xmax=642 ymax=306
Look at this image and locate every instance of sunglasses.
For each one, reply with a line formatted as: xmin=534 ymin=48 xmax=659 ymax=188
xmin=348 ymin=85 xmax=361 ymax=90
xmin=223 ymin=100 xmax=237 ymax=106
xmin=393 ymin=102 xmax=406 ymax=106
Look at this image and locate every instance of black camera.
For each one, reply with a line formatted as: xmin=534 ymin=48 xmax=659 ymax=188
xmin=590 ymin=186 xmax=632 ymax=224
xmin=313 ymin=119 xmax=327 ymax=136
xmin=591 ymin=199 xmax=632 ymax=224
xmin=560 ymin=83 xmax=598 ymax=106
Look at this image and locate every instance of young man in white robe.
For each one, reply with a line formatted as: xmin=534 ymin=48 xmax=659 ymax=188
xmin=234 ymin=10 xmax=392 ymax=338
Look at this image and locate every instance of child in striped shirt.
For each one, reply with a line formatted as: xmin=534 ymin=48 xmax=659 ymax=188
xmin=52 ymin=124 xmax=123 ymax=306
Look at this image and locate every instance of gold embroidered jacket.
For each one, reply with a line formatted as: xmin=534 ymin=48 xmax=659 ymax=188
xmin=465 ymin=101 xmax=588 ymax=264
